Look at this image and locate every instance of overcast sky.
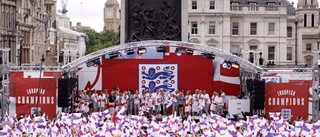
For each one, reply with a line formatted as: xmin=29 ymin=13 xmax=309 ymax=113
xmin=57 ymin=0 xmax=307 ymax=32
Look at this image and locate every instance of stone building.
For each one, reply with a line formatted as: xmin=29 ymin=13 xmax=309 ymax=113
xmin=0 ymin=0 xmax=48 ymax=66
xmin=188 ymin=0 xmax=319 ymax=67
xmin=104 ymin=0 xmax=120 ymax=32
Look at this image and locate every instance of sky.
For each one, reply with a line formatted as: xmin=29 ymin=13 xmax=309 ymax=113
xmin=57 ymin=0 xmax=310 ymax=32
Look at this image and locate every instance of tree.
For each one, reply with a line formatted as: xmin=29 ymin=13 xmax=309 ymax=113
xmin=78 ymin=29 xmax=118 ymax=55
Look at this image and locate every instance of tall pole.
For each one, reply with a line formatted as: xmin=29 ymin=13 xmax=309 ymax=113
xmin=36 ymin=55 xmax=45 ymax=115
xmin=295 ymin=21 xmax=298 ymax=65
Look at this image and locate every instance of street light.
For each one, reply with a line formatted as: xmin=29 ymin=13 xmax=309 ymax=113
xmin=18 ymin=35 xmax=23 ymax=66
xmin=317 ymin=36 xmax=320 ymax=51
xmin=36 ymin=55 xmax=45 ymax=116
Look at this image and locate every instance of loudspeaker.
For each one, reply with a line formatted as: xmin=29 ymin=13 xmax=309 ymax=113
xmin=58 ymin=78 xmax=70 ymax=107
xmin=246 ymin=79 xmax=253 ymax=94
xmin=252 ymin=80 xmax=265 ymax=109
xmin=58 ymin=99 xmax=70 ymax=107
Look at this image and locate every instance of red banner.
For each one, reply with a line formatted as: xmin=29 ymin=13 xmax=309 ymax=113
xmin=265 ymin=83 xmax=309 ymax=120
xmin=10 ymin=72 xmax=59 ymax=118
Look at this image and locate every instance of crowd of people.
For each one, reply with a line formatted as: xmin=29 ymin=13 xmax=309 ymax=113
xmin=0 ymin=87 xmax=319 ymax=136
xmin=0 ymin=105 xmax=319 ymax=136
xmin=73 ymin=87 xmax=228 ymax=117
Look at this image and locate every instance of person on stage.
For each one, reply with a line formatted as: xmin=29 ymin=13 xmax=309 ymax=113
xmin=177 ymin=91 xmax=185 ymax=116
xmin=91 ymin=90 xmax=99 ymax=112
xmin=161 ymin=90 xmax=168 ymax=116
xmin=133 ymin=90 xmax=141 ymax=115
xmin=210 ymin=92 xmax=218 ymax=114
xmin=126 ymin=89 xmax=133 ymax=116
xmin=108 ymin=91 xmax=116 ymax=114
xmin=154 ymin=90 xmax=162 ymax=115
xmin=171 ymin=90 xmax=178 ymax=115
xmin=184 ymin=90 xmax=192 ymax=116
xmin=98 ymin=90 xmax=107 ymax=112
xmin=203 ymin=90 xmax=211 ymax=116
xmin=192 ymin=90 xmax=199 ymax=116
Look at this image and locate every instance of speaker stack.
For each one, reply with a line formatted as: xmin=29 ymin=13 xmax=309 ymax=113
xmin=251 ymin=79 xmax=265 ymax=110
xmin=58 ymin=78 xmax=77 ymax=107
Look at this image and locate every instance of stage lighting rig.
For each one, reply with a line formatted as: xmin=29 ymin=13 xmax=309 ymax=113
xmin=200 ymin=53 xmax=215 ymax=60
xmin=126 ymin=49 xmax=134 ymax=55
xmin=109 ymin=51 xmax=120 ymax=59
xmin=86 ymin=57 xmax=101 ymax=68
xmin=157 ymin=46 xmax=166 ymax=52
xmin=137 ymin=47 xmax=147 ymax=54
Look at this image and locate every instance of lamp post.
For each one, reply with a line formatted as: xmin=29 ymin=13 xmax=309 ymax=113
xmin=69 ymin=51 xmax=71 ymax=63
xmin=18 ymin=35 xmax=23 ymax=66
xmin=295 ymin=21 xmax=298 ymax=65
xmin=317 ymin=37 xmax=320 ymax=51
xmin=36 ymin=55 xmax=45 ymax=115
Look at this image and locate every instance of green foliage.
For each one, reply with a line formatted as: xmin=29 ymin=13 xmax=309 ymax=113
xmin=78 ymin=29 xmax=118 ymax=55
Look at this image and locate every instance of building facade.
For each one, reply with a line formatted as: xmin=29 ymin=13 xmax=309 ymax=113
xmin=14 ymin=0 xmax=47 ymax=66
xmin=104 ymin=0 xmax=120 ymax=32
xmin=296 ymin=0 xmax=319 ymax=67
xmin=188 ymin=0 xmax=319 ymax=67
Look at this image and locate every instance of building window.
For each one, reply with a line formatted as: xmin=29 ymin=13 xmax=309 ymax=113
xmin=268 ymin=46 xmax=275 ymax=60
xmin=209 ymin=0 xmax=215 ymax=10
xmin=250 ymin=23 xmax=257 ymax=35
xmin=249 ymin=45 xmax=258 ymax=50
xmin=312 ymin=14 xmax=315 ymax=27
xmin=287 ymin=47 xmax=292 ymax=60
xmin=232 ymin=22 xmax=239 ymax=35
xmin=231 ymin=45 xmax=240 ymax=56
xmin=231 ymin=3 xmax=242 ymax=11
xmin=306 ymin=59 xmax=312 ymax=67
xmin=287 ymin=26 xmax=292 ymax=37
xmin=268 ymin=23 xmax=275 ymax=35
xmin=306 ymin=44 xmax=312 ymax=51
xmin=208 ymin=22 xmax=215 ymax=34
xmin=192 ymin=1 xmax=197 ymax=9
xmin=304 ymin=14 xmax=307 ymax=27
xmin=249 ymin=3 xmax=258 ymax=11
xmin=191 ymin=21 xmax=198 ymax=34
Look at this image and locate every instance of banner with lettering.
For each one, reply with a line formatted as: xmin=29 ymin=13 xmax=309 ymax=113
xmin=10 ymin=72 xmax=60 ymax=118
xmin=265 ymin=83 xmax=309 ymax=120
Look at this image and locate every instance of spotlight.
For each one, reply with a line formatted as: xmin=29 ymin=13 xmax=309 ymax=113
xmin=175 ymin=47 xmax=185 ymax=53
xmin=137 ymin=47 xmax=147 ymax=54
xmin=185 ymin=49 xmax=194 ymax=55
xmin=231 ymin=62 xmax=240 ymax=69
xmin=157 ymin=46 xmax=166 ymax=52
xmin=109 ymin=51 xmax=120 ymax=59
xmin=126 ymin=49 xmax=134 ymax=55
xmin=200 ymin=53 xmax=215 ymax=60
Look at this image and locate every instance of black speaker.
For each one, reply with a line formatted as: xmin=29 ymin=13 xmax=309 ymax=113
xmin=252 ymin=80 xmax=265 ymax=110
xmin=58 ymin=78 xmax=71 ymax=107
xmin=246 ymin=79 xmax=253 ymax=94
xmin=58 ymin=99 xmax=70 ymax=107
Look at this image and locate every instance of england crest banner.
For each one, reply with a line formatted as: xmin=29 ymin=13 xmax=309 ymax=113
xmin=139 ymin=64 xmax=178 ymax=92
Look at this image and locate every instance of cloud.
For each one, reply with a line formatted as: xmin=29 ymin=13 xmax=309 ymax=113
xmin=57 ymin=0 xmax=110 ymax=32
